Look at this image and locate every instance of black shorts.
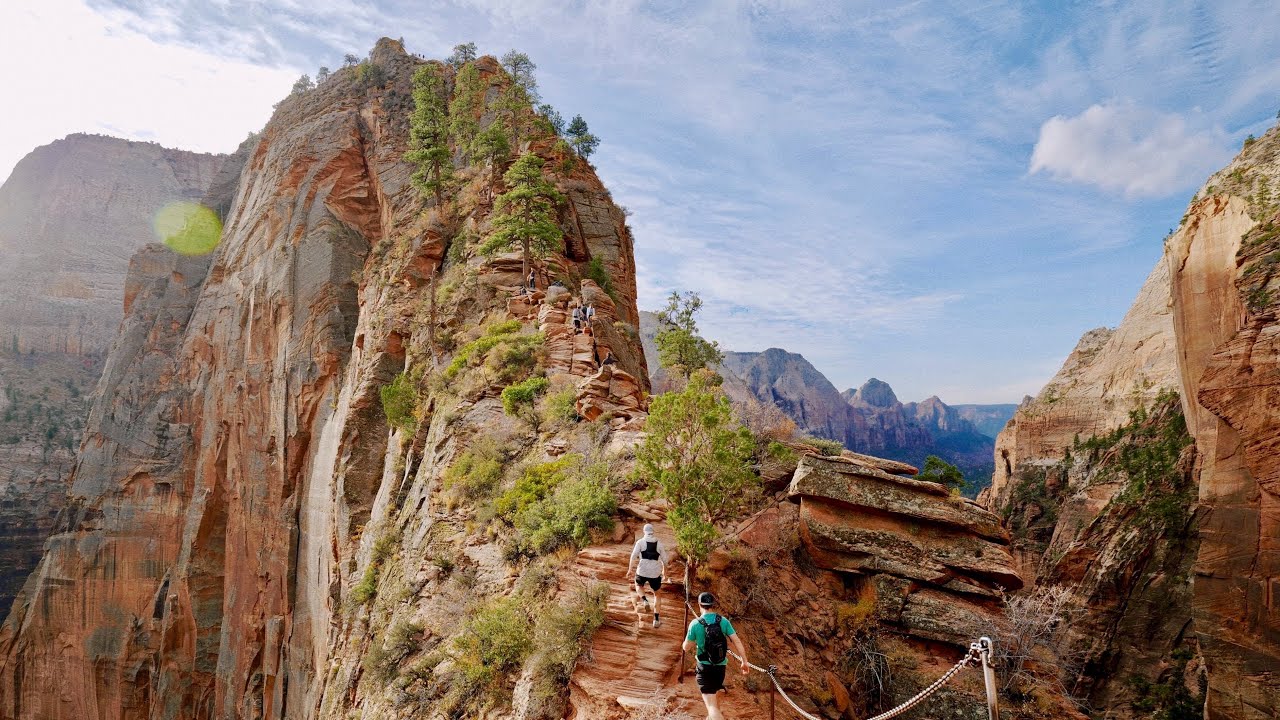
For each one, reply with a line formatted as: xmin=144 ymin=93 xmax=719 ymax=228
xmin=635 ymin=575 xmax=660 ymax=591
xmin=696 ymin=663 xmax=726 ymax=694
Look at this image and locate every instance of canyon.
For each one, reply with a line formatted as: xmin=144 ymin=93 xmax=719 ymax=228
xmin=0 ymin=34 xmax=1276 ymax=720
xmin=0 ymin=40 xmax=1050 ymax=720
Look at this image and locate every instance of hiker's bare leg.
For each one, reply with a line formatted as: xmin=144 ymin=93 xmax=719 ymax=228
xmin=702 ymin=692 xmax=724 ymax=720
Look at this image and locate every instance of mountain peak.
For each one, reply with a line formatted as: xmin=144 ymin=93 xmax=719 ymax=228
xmin=851 ymin=377 xmax=899 ymax=408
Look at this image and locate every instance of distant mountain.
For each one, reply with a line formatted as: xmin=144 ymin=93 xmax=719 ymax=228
xmin=951 ymin=403 xmax=1018 ymax=438
xmin=638 ymin=312 xmax=1013 ymax=493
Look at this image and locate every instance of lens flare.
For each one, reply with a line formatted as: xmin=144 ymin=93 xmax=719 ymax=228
xmin=154 ymin=202 xmax=222 ymax=255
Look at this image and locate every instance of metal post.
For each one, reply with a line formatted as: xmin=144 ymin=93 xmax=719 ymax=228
xmin=979 ymin=637 xmax=999 ymax=720
xmin=768 ymin=666 xmax=778 ymax=720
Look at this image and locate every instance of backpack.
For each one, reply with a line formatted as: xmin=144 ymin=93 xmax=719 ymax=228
xmin=640 ymin=540 xmax=660 ymax=560
xmin=698 ymin=616 xmax=728 ymax=664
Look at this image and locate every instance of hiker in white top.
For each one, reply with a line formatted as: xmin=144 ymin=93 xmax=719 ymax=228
xmin=627 ymin=524 xmax=669 ymax=628
xmin=584 ymin=303 xmax=596 ymax=329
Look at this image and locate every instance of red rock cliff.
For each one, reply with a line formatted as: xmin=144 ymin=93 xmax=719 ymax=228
xmin=0 ymin=136 xmax=236 ymax=624
xmin=0 ymin=38 xmax=646 ymax=720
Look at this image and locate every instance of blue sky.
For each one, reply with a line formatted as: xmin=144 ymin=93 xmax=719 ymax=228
xmin=4 ymin=1 xmax=1279 ymax=402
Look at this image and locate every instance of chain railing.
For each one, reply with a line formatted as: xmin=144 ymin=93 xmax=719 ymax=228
xmin=680 ymin=599 xmax=1000 ymax=720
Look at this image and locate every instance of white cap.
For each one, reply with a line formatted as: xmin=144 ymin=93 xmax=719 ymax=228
xmin=642 ymin=523 xmax=655 ymax=536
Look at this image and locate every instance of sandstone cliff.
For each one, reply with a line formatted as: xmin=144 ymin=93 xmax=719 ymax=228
xmin=986 ymin=257 xmax=1181 ymax=516
xmin=987 ymin=122 xmax=1280 ymax=718
xmin=0 ymin=134 xmax=227 ymax=356
xmin=0 ymin=39 xmax=648 ymax=720
xmin=1166 ymin=124 xmax=1280 ymax=718
xmin=0 ymin=136 xmax=236 ymax=621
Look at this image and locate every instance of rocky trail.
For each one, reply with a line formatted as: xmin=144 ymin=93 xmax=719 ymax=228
xmin=566 ymin=520 xmax=769 ymax=720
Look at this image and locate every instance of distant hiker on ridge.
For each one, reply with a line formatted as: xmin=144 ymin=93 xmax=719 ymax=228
xmin=626 ymin=523 xmax=669 ymax=628
xmin=684 ymin=592 xmax=749 ymax=720
xmin=527 ymin=269 xmax=536 ymax=291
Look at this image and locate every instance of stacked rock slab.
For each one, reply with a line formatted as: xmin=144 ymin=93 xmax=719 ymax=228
xmin=789 ymin=454 xmax=1021 ymax=648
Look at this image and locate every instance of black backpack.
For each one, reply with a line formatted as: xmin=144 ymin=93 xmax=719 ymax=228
xmin=640 ymin=540 xmax=660 ymax=560
xmin=698 ymin=615 xmax=728 ymax=664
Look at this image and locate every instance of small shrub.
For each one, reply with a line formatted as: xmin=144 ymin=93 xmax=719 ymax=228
xmin=918 ymin=455 xmax=965 ymax=491
xmin=451 ymin=596 xmax=534 ymax=687
xmin=496 ymin=455 xmax=579 ymax=519
xmin=442 ymin=437 xmax=508 ymax=501
xmin=803 ymin=435 xmax=845 ymax=456
xmin=380 ymin=371 xmax=418 ymax=431
xmin=585 ymin=256 xmax=616 ymax=299
xmin=351 ymin=528 xmax=401 ymax=607
xmin=501 ymin=376 xmax=549 ymax=415
xmin=445 ymin=320 xmax=542 ymax=381
xmin=365 ymin=620 xmax=425 ymax=682
xmin=516 ymin=462 xmax=617 ymax=554
xmin=351 ymin=565 xmax=378 ymax=605
xmin=766 ymin=440 xmax=797 ymax=463
xmin=835 ymin=583 xmax=877 ymax=632
xmin=539 ymin=387 xmax=579 ymax=427
xmin=526 ymin=583 xmax=610 ymax=717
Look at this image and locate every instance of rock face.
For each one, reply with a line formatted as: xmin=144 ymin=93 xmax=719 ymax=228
xmin=987 ymin=122 xmax=1280 ymax=719
xmin=0 ymin=40 xmax=648 ymax=720
xmin=0 ymin=136 xmax=233 ymax=621
xmin=1012 ymin=394 xmax=1202 ymax=716
xmin=1165 ymin=126 xmax=1280 ymax=717
xmin=0 ymin=134 xmax=226 ymax=355
xmin=0 ymin=352 xmax=99 ymax=619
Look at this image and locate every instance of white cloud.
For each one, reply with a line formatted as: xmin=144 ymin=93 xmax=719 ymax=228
xmin=0 ymin=0 xmax=298 ymax=186
xmin=1029 ymin=101 xmax=1233 ymax=197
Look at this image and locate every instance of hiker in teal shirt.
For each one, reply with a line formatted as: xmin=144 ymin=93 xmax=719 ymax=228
xmin=683 ymin=592 xmax=749 ymax=720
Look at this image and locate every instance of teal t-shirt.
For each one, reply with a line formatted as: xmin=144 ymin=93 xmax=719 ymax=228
xmin=685 ymin=613 xmax=736 ymax=666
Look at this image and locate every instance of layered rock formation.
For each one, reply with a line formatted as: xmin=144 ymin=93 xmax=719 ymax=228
xmin=986 ymin=257 xmax=1181 ymax=515
xmin=0 ymin=136 xmax=235 ymax=620
xmin=567 ymin=453 xmax=1066 ymax=720
xmin=790 ymin=455 xmax=1022 ymax=642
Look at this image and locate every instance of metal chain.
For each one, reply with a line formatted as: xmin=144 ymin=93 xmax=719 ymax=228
xmin=865 ymin=646 xmax=981 ymax=720
xmin=681 ymin=601 xmax=989 ymax=720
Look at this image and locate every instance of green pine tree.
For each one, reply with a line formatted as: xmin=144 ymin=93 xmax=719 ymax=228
xmin=918 ymin=455 xmax=966 ymax=491
xmin=633 ymin=370 xmax=758 ymax=563
xmin=449 ymin=63 xmax=484 ymax=159
xmin=405 ymin=64 xmax=455 ymax=207
xmin=496 ymin=51 xmax=539 ymax=149
xmin=480 ymin=153 xmax=565 ymax=282
xmin=566 ymin=114 xmax=600 ymax=159
xmin=655 ymin=291 xmax=723 ymax=378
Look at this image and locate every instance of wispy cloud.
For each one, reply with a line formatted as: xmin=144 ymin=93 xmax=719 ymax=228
xmin=14 ymin=0 xmax=1280 ymax=403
